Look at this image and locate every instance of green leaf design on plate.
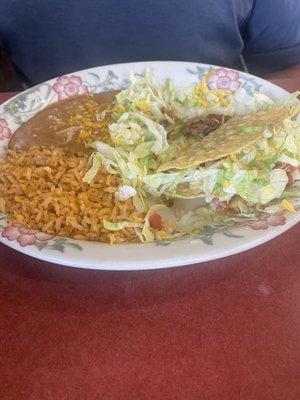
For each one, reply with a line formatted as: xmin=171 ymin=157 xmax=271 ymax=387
xmin=155 ymin=241 xmax=171 ymax=247
xmin=222 ymin=229 xmax=244 ymax=238
xmin=63 ymin=242 xmax=83 ymax=251
xmin=241 ymin=78 xmax=262 ymax=95
xmin=3 ymin=83 xmax=55 ymax=124
xmin=186 ymin=66 xmax=210 ymax=80
xmin=201 ymin=235 xmax=214 ymax=246
xmin=34 ymin=237 xmax=83 ymax=253
xmin=85 ymin=70 xmax=120 ymax=93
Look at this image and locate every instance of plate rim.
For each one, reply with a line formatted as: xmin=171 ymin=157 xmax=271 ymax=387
xmin=1 ymin=215 xmax=299 ymax=270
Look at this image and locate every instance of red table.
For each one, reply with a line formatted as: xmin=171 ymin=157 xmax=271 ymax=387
xmin=1 ymin=86 xmax=299 ymax=400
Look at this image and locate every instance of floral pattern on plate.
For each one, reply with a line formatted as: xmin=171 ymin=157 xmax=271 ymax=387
xmin=1 ymin=226 xmax=55 ymax=247
xmin=250 ymin=214 xmax=286 ymax=230
xmin=206 ymin=68 xmax=241 ymax=91
xmin=187 ymin=65 xmax=263 ymax=94
xmin=52 ymin=75 xmax=88 ymax=100
xmin=0 ymin=219 xmax=83 ymax=253
xmin=0 ymin=118 xmax=12 ymax=140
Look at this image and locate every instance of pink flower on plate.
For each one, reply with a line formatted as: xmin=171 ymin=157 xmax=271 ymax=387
xmin=250 ymin=220 xmax=269 ymax=230
xmin=250 ymin=214 xmax=286 ymax=230
xmin=207 ymin=68 xmax=241 ymax=91
xmin=52 ymin=75 xmax=88 ymax=100
xmin=266 ymin=214 xmax=286 ymax=227
xmin=1 ymin=226 xmax=55 ymax=247
xmin=0 ymin=118 xmax=12 ymax=140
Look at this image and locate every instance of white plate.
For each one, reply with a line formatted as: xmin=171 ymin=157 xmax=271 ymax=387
xmin=0 ymin=61 xmax=299 ymax=270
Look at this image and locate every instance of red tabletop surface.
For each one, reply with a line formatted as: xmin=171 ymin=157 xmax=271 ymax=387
xmin=0 ymin=85 xmax=299 ymax=400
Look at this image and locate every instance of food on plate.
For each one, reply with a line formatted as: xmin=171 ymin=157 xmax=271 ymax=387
xmin=158 ymin=107 xmax=289 ymax=171
xmin=0 ymin=147 xmax=142 ymax=244
xmin=1 ymin=70 xmax=299 ymax=243
xmin=9 ymin=91 xmax=119 ymax=154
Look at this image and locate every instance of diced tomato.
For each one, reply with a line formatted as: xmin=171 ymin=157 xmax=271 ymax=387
xmin=287 ymin=173 xmax=295 ymax=187
xmin=276 ymin=163 xmax=299 ymax=173
xmin=212 ymin=198 xmax=236 ymax=212
xmin=149 ymin=213 xmax=162 ymax=230
xmin=275 ymin=163 xmax=299 ymax=187
xmin=213 ymin=198 xmax=229 ymax=209
xmin=286 ymin=165 xmax=300 ymax=173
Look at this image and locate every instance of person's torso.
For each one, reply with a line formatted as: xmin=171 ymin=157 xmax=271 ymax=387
xmin=0 ymin=0 xmax=252 ymax=84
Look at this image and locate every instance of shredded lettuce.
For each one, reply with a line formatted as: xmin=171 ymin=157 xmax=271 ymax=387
xmin=102 ymin=220 xmax=143 ymax=231
xmin=109 ymin=111 xmax=168 ymax=154
xmin=80 ymin=71 xmax=300 ymax=243
xmin=115 ymin=69 xmax=174 ymax=122
xmin=82 ymin=153 xmax=102 ymax=184
xmin=92 ymin=141 xmax=143 ymax=183
xmin=142 ymin=171 xmax=191 ymax=197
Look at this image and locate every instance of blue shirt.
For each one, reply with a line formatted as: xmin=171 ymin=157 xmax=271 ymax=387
xmin=1 ymin=0 xmax=300 ymax=85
